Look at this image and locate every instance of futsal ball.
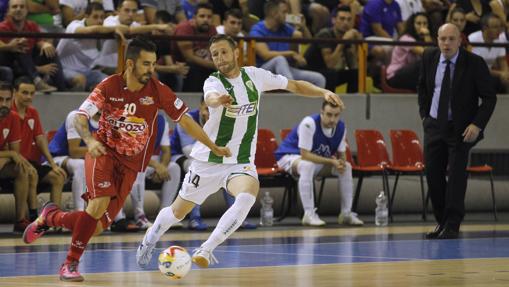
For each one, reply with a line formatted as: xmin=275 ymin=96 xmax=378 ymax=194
xmin=158 ymin=246 xmax=192 ymax=279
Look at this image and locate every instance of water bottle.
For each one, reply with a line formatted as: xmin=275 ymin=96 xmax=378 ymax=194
xmin=259 ymin=191 xmax=274 ymax=226
xmin=375 ymin=191 xmax=388 ymax=226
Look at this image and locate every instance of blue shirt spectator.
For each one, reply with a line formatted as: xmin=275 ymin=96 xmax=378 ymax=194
xmin=359 ymin=0 xmax=403 ymax=38
xmin=249 ymin=21 xmax=295 ymax=66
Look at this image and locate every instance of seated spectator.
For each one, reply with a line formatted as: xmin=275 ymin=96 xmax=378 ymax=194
xmin=11 ymin=76 xmax=66 ymax=211
xmin=421 ymin=0 xmax=449 ymax=37
xmin=48 ymin=110 xmax=100 ymax=211
xmin=173 ymin=3 xmax=217 ymax=92
xmin=396 ymin=0 xmax=424 ymax=22
xmin=0 ymin=0 xmax=65 ymax=92
xmin=170 ymin=98 xmax=257 ymax=230
xmin=333 ymin=0 xmax=363 ymax=28
xmin=249 ymin=0 xmax=326 ymax=88
xmin=275 ymin=101 xmax=363 ymax=227
xmin=125 ymin=113 xmax=182 ymax=230
xmin=217 ymin=8 xmax=243 ymax=37
xmin=0 ymin=0 xmax=7 ymax=21
xmin=469 ymin=13 xmax=509 ymax=92
xmin=0 ymin=81 xmax=34 ymax=232
xmin=152 ymin=10 xmax=189 ymax=92
xmin=95 ymin=0 xmax=174 ymax=74
xmin=288 ymin=0 xmax=330 ymax=34
xmin=26 ymin=0 xmax=61 ymax=32
xmin=56 ymin=2 xmax=127 ymax=91
xmin=305 ymin=5 xmax=362 ymax=93
xmin=456 ymin=0 xmax=505 ymax=36
xmin=386 ymin=12 xmax=433 ymax=91
xmin=210 ymin=0 xmax=249 ymax=27
xmin=59 ymin=0 xmax=87 ymax=27
xmin=0 ymin=66 xmax=13 ymax=83
xmin=359 ymin=0 xmax=404 ymax=39
xmin=140 ymin=0 xmax=186 ymax=24
xmin=447 ymin=6 xmax=470 ymax=47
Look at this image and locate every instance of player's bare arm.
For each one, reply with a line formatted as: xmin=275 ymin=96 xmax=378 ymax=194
xmin=205 ymin=92 xmax=233 ymax=108
xmin=74 ymin=114 xmax=107 ymax=158
xmin=178 ymin=114 xmax=231 ymax=157
xmin=285 ymin=80 xmax=344 ymax=109
xmin=300 ymin=148 xmax=342 ymax=170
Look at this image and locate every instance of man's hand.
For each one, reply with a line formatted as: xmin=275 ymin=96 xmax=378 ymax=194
xmin=331 ymin=157 xmax=346 ymax=173
xmin=292 ymin=52 xmax=307 ymax=67
xmin=323 ymin=91 xmax=344 ymax=109
xmin=174 ymin=62 xmax=190 ymax=76
xmin=7 ymin=38 xmax=28 ymax=53
xmin=218 ymin=94 xmax=234 ymax=107
xmin=39 ymin=42 xmax=56 ymax=58
xmin=153 ymin=163 xmax=170 ymax=182
xmin=50 ymin=163 xmax=68 ymax=179
xmin=36 ymin=63 xmax=58 ymax=76
xmin=87 ymin=138 xmax=107 ymax=158
xmin=9 ymin=152 xmax=32 ymax=173
xmin=462 ymin=124 xmax=481 ymax=143
xmin=210 ymin=146 xmax=232 ymax=157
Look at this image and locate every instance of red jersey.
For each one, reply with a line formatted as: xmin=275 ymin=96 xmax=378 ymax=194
xmin=0 ymin=17 xmax=42 ymax=54
xmin=0 ymin=111 xmax=21 ymax=150
xmin=11 ymin=102 xmax=44 ymax=161
xmin=78 ymin=74 xmax=189 ymax=172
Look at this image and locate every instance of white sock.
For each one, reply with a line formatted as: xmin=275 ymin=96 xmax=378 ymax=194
xmin=131 ymin=172 xmax=145 ymax=219
xmin=201 ymin=193 xmax=256 ymax=251
xmin=337 ymin=162 xmax=353 ymax=214
xmin=67 ymin=158 xmax=86 ymax=211
xmin=160 ymin=163 xmax=181 ymax=208
xmin=297 ymin=160 xmax=317 ymax=213
xmin=115 ymin=208 xmax=126 ymax=221
xmin=145 ymin=206 xmax=183 ymax=245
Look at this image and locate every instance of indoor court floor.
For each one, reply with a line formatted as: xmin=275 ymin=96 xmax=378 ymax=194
xmin=1 ymin=221 xmax=509 ymax=287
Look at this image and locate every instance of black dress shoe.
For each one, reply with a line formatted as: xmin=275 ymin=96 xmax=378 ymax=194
xmin=436 ymin=228 xmax=459 ymax=239
xmin=425 ymin=225 xmax=443 ymax=239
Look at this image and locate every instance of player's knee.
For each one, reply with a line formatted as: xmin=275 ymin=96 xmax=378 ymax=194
xmin=45 ymin=171 xmax=65 ymax=186
xmin=93 ymin=221 xmax=104 ymax=235
xmin=86 ymin=198 xmax=110 ymax=219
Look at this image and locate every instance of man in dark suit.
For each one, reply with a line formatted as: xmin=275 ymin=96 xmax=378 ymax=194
xmin=418 ymin=23 xmax=497 ymax=239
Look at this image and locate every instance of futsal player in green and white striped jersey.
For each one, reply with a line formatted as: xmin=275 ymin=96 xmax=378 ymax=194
xmin=136 ymin=34 xmax=344 ymax=269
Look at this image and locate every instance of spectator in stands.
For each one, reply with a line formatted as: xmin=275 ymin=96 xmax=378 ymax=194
xmin=275 ymin=100 xmax=363 ymax=227
xmin=421 ymin=0 xmax=449 ymax=37
xmin=469 ymin=13 xmax=509 ymax=92
xmin=11 ymin=76 xmax=66 ymax=210
xmin=288 ymin=0 xmax=330 ymax=34
xmin=210 ymin=0 xmax=249 ymax=27
xmin=0 ymin=81 xmax=34 ymax=232
xmin=249 ymin=0 xmax=326 ymax=88
xmin=305 ymin=5 xmax=362 ymax=93
xmin=359 ymin=0 xmax=404 ymax=39
xmin=386 ymin=12 xmax=433 ymax=91
xmin=152 ymin=10 xmax=189 ymax=92
xmin=126 ymin=113 xmax=182 ymax=230
xmin=140 ymin=0 xmax=186 ymax=24
xmin=0 ymin=0 xmax=8 ymax=21
xmin=48 ymin=110 xmax=100 ymax=211
xmin=170 ymin=98 xmax=257 ymax=230
xmin=396 ymin=0 xmax=424 ymax=22
xmin=26 ymin=0 xmax=61 ymax=32
xmin=59 ymin=0 xmax=87 ymax=27
xmin=217 ymin=8 xmax=244 ymax=37
xmin=0 ymin=66 xmax=13 ymax=83
xmin=95 ymin=0 xmax=174 ymax=74
xmin=56 ymin=2 xmax=128 ymax=91
xmin=455 ymin=0 xmax=505 ymax=36
xmin=173 ymin=3 xmax=217 ymax=92
xmin=182 ymin=0 xmax=209 ymax=19
xmin=0 ymin=0 xmax=64 ymax=92
xmin=447 ymin=7 xmax=470 ymax=47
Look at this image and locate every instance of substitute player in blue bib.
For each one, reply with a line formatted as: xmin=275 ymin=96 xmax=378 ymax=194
xmin=275 ymin=101 xmax=363 ymax=226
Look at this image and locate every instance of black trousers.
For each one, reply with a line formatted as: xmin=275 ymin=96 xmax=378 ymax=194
xmin=322 ymin=68 xmax=358 ymax=93
xmin=423 ymin=117 xmax=476 ymax=231
xmin=387 ymin=60 xmax=421 ymax=91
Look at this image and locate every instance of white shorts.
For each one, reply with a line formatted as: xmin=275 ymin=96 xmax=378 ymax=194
xmin=52 ymin=155 xmax=69 ymax=167
xmin=277 ymin=154 xmax=305 ymax=176
xmin=179 ymin=160 xmax=258 ymax=205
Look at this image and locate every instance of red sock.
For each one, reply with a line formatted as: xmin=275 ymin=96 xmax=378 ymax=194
xmin=66 ymin=212 xmax=98 ymax=262
xmin=48 ymin=210 xmax=82 ymax=231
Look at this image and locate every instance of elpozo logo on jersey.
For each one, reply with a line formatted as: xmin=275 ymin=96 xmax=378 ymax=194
xmin=225 ymin=101 xmax=257 ymax=118
xmin=107 ymin=115 xmax=147 ymax=136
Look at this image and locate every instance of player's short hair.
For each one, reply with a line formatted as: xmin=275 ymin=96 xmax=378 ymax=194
xmin=196 ymin=3 xmax=213 ymax=14
xmin=209 ymin=34 xmax=237 ymax=49
xmin=336 ymin=5 xmax=351 ymax=14
xmin=322 ymin=100 xmax=341 ymax=110
xmin=86 ymin=2 xmax=104 ymax=15
xmin=117 ymin=0 xmax=137 ymax=10
xmin=126 ymin=36 xmax=157 ymax=61
xmin=13 ymin=76 xmax=34 ymax=90
xmin=264 ymin=0 xmax=285 ymax=17
xmin=0 ymin=81 xmax=12 ymax=92
xmin=155 ymin=10 xmax=174 ymax=24
xmin=480 ymin=13 xmax=501 ymax=30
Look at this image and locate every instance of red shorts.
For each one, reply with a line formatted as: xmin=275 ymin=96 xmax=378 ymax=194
xmin=84 ymin=153 xmax=138 ymax=228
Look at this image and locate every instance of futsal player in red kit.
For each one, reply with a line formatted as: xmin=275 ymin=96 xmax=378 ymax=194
xmin=22 ymin=37 xmax=231 ymax=282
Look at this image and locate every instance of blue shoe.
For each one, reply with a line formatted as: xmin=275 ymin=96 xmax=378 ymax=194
xmin=240 ymin=220 xmax=257 ymax=230
xmin=188 ymin=218 xmax=208 ymax=231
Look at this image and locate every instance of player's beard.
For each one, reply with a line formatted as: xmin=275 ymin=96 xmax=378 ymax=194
xmin=197 ymin=23 xmax=210 ymax=32
xmin=218 ymin=61 xmax=236 ymax=75
xmin=0 ymin=106 xmax=9 ymax=118
xmin=136 ymin=71 xmax=152 ymax=84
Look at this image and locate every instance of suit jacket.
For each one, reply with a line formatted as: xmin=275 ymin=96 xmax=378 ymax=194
xmin=417 ymin=47 xmax=497 ymax=138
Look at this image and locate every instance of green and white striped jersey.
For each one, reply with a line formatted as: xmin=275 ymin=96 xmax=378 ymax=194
xmin=190 ymin=66 xmax=288 ymax=164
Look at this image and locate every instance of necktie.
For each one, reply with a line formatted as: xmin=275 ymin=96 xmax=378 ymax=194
xmin=437 ymin=60 xmax=451 ymax=129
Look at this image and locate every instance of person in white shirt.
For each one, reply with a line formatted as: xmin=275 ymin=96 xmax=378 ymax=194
xmin=59 ymin=0 xmax=87 ymax=27
xmin=56 ymin=2 xmax=128 ymax=90
xmin=468 ymin=14 xmax=509 ymax=92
